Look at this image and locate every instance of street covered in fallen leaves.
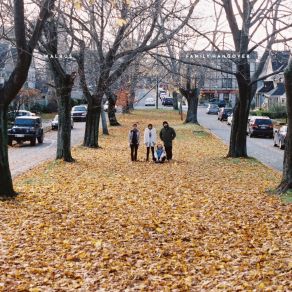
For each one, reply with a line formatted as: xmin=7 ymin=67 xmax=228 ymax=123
xmin=0 ymin=110 xmax=291 ymax=291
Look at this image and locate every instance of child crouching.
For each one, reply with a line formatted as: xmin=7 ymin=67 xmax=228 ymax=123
xmin=154 ymin=144 xmax=166 ymax=163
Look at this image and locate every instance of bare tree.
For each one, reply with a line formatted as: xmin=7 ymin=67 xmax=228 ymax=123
xmin=277 ymin=56 xmax=292 ymax=193
xmin=62 ymin=0 xmax=197 ymax=148
xmin=39 ymin=12 xmax=77 ymax=162
xmin=0 ymin=0 xmax=56 ymax=198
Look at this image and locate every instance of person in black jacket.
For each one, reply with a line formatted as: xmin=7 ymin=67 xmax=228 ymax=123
xmin=128 ymin=123 xmax=140 ymax=161
xmin=159 ymin=121 xmax=176 ymax=160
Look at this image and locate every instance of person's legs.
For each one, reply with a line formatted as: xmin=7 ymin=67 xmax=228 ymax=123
xmin=134 ymin=145 xmax=138 ymax=161
xmin=165 ymin=146 xmax=172 ymax=160
xmin=130 ymin=145 xmax=135 ymax=161
xmin=160 ymin=157 xmax=166 ymax=163
xmin=146 ymin=147 xmax=150 ymax=161
xmin=168 ymin=146 xmax=173 ymax=160
xmin=151 ymin=146 xmax=155 ymax=160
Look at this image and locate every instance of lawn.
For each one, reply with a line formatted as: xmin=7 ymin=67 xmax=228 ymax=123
xmin=0 ymin=110 xmax=291 ymax=291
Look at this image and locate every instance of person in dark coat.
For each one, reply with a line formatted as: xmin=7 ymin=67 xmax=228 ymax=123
xmin=128 ymin=123 xmax=140 ymax=161
xmin=159 ymin=121 xmax=176 ymax=160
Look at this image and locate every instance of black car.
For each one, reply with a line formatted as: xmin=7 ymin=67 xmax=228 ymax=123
xmin=162 ymin=97 xmax=173 ymax=106
xmin=8 ymin=116 xmax=44 ymax=146
xmin=248 ymin=117 xmax=273 ymax=138
xmin=218 ymin=107 xmax=233 ymax=121
xmin=71 ymin=105 xmax=87 ymax=121
xmin=274 ymin=125 xmax=287 ymax=149
xmin=209 ymin=99 xmax=226 ymax=108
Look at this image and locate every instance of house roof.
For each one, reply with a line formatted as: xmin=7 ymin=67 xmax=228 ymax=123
xmin=257 ymin=81 xmax=274 ymax=93
xmin=271 ymin=51 xmax=290 ymax=72
xmin=266 ymin=83 xmax=285 ymax=97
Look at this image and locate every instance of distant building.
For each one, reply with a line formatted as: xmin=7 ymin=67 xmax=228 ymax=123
xmin=181 ymin=50 xmax=258 ymax=107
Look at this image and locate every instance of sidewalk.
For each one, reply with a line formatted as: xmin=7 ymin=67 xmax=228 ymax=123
xmin=0 ymin=110 xmax=291 ymax=290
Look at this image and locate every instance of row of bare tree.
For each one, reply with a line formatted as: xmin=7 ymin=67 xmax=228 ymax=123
xmin=0 ymin=0 xmax=291 ymax=197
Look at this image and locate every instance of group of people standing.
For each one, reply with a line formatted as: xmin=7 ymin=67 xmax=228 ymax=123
xmin=128 ymin=121 xmax=176 ymax=163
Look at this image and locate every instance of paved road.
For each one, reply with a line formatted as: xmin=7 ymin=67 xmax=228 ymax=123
xmin=197 ymin=107 xmax=284 ymax=171
xmin=9 ymin=122 xmax=85 ymax=177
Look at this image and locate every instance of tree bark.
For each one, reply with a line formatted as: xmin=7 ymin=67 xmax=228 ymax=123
xmin=0 ymin=103 xmax=16 ymax=197
xmin=106 ymin=91 xmax=120 ymax=126
xmin=172 ymin=91 xmax=179 ymax=110
xmin=277 ymin=58 xmax=292 ymax=193
xmin=179 ymin=87 xmax=199 ymax=124
xmin=227 ymin=62 xmax=255 ymax=158
xmin=101 ymin=109 xmax=109 ymax=135
xmin=56 ymin=76 xmax=75 ymax=162
xmin=83 ymin=98 xmax=101 ymax=148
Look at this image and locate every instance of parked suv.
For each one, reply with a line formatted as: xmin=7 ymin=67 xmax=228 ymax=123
xmin=248 ymin=116 xmax=273 ymax=138
xmin=218 ymin=107 xmax=233 ymax=121
xmin=71 ymin=105 xmax=87 ymax=122
xmin=8 ymin=116 xmax=44 ymax=146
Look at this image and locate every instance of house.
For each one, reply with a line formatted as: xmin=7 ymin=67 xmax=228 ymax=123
xmin=256 ymin=51 xmax=290 ymax=109
xmin=264 ymin=82 xmax=286 ymax=108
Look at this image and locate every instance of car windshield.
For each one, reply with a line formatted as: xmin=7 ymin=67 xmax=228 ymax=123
xmin=255 ymin=119 xmax=272 ymax=125
xmin=15 ymin=119 xmax=35 ymax=126
xmin=209 ymin=104 xmax=217 ymax=108
xmin=224 ymin=109 xmax=232 ymax=113
xmin=73 ymin=106 xmax=86 ymax=111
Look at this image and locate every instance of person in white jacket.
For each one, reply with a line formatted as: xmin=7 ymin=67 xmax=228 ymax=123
xmin=144 ymin=123 xmax=157 ymax=161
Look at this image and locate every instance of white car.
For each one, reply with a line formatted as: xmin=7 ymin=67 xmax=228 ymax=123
xmin=227 ymin=113 xmax=233 ymax=125
xmin=145 ymin=97 xmax=155 ymax=106
xmin=51 ymin=115 xmax=74 ymax=130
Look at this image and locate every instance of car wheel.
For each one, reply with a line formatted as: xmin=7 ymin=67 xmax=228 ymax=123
xmin=279 ymin=140 xmax=284 ymax=150
xmin=37 ymin=134 xmax=44 ymax=144
xmin=30 ymin=138 xmax=36 ymax=146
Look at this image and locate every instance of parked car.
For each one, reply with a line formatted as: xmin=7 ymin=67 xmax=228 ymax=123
xmin=248 ymin=116 xmax=273 ymax=138
xmin=145 ymin=97 xmax=155 ymax=106
xmin=159 ymin=92 xmax=167 ymax=100
xmin=274 ymin=125 xmax=287 ymax=149
xmin=209 ymin=99 xmax=226 ymax=108
xmin=162 ymin=97 xmax=173 ymax=106
xmin=218 ymin=107 xmax=233 ymax=121
xmin=206 ymin=103 xmax=219 ymax=114
xmin=51 ymin=115 xmax=74 ymax=130
xmin=71 ymin=105 xmax=87 ymax=121
xmin=227 ymin=113 xmax=233 ymax=125
xmin=8 ymin=116 xmax=44 ymax=146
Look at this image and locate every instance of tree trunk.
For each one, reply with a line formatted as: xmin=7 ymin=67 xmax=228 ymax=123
xmin=101 ymin=109 xmax=109 ymax=135
xmin=227 ymin=61 xmax=256 ymax=158
xmin=185 ymin=88 xmax=199 ymax=123
xmin=277 ymin=58 xmax=292 ymax=193
xmin=107 ymin=92 xmax=120 ymax=126
xmin=173 ymin=91 xmax=179 ymax=110
xmin=0 ymin=103 xmax=16 ymax=197
xmin=180 ymin=87 xmax=199 ymax=124
xmin=56 ymin=81 xmax=74 ymax=162
xmin=84 ymin=99 xmax=101 ymax=148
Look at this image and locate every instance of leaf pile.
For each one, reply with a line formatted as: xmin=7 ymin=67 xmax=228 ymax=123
xmin=0 ymin=110 xmax=291 ymax=291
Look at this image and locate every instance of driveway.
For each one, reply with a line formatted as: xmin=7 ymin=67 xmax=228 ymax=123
xmin=9 ymin=122 xmax=85 ymax=177
xmin=197 ymin=107 xmax=284 ymax=171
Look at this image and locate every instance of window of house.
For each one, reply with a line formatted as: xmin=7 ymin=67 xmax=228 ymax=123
xmin=222 ymin=78 xmax=232 ymax=88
